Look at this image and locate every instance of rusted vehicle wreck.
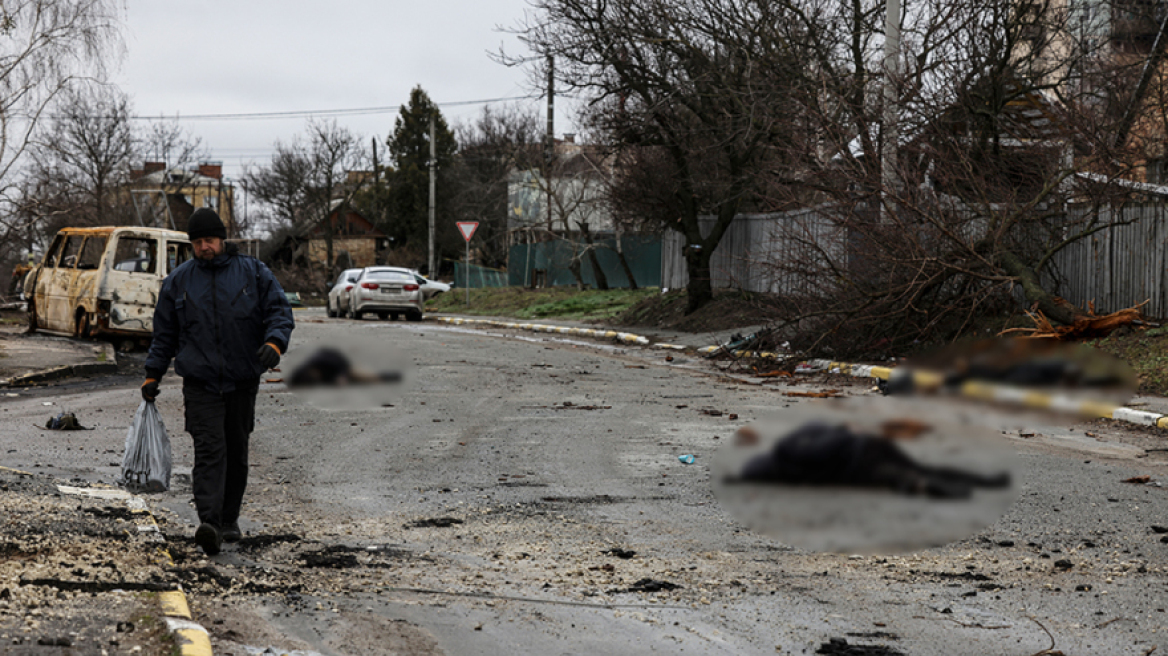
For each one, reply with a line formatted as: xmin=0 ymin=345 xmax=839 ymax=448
xmin=24 ymin=227 xmax=192 ymax=338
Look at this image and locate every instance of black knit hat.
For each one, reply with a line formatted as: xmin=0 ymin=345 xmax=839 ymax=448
xmin=188 ymin=208 xmax=227 ymax=241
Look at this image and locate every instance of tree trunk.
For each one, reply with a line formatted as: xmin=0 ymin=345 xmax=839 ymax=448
xmin=567 ymin=255 xmax=585 ymax=290
xmin=613 ymin=226 xmax=638 ymax=290
xmin=615 ymin=247 xmax=638 ymax=290
xmin=577 ymin=222 xmax=609 ymax=290
xmin=996 ymin=250 xmax=1083 ymax=325
xmin=684 ymin=241 xmax=713 ymax=314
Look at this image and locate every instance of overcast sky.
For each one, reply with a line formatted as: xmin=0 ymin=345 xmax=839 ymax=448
xmin=112 ymin=1 xmax=570 ymax=182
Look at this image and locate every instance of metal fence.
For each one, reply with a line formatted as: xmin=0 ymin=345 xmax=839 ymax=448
xmin=453 ymin=262 xmax=509 ymax=288
xmin=661 ymin=210 xmax=845 ymax=295
xmin=663 ymin=204 xmax=1168 ymax=318
xmin=509 ymin=235 xmax=661 ymax=288
xmin=1049 ymin=203 xmax=1168 ymax=317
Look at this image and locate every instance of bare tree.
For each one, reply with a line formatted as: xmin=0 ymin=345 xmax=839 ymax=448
xmin=0 ymin=0 xmax=123 ymax=291
xmin=245 ymin=119 xmax=367 ymax=278
xmin=755 ymin=0 xmax=1168 ymax=355
xmin=504 ymin=0 xmax=809 ymax=312
xmin=137 ymin=119 xmax=209 ymax=171
xmin=307 ymin=119 xmax=368 ymax=280
xmin=244 ymin=139 xmax=314 ymax=231
xmin=0 ymin=0 xmax=123 ymax=203
xmin=448 ymin=104 xmax=542 ymax=269
xmin=21 ymin=84 xmax=135 ymax=231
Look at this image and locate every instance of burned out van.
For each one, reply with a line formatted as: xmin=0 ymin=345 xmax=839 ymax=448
xmin=24 ymin=227 xmax=192 ymax=338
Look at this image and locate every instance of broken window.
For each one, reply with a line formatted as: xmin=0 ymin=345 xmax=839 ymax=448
xmin=167 ymin=241 xmax=193 ymax=272
xmin=77 ymin=237 xmax=107 ymax=270
xmin=43 ymin=235 xmax=65 ymax=268
xmin=113 ymin=237 xmax=158 ymax=274
xmin=58 ymin=236 xmax=84 ymax=269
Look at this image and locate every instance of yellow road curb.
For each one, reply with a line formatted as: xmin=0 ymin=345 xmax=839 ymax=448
xmin=56 ymin=484 xmax=212 ymax=656
xmin=436 ymin=316 xmax=650 ymax=345
xmin=801 ymin=359 xmax=1165 ymax=427
xmin=434 ymin=317 xmax=1165 ymax=429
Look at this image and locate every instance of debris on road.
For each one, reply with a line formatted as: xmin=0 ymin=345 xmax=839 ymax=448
xmin=608 ymin=578 xmax=680 ymax=594
xmin=44 ymin=411 xmax=90 ymax=430
xmin=404 ymin=517 xmax=464 ymax=529
xmin=753 ymin=369 xmax=792 ymax=378
xmin=815 ymin=637 xmax=904 ymax=655
xmin=784 ymin=389 xmax=844 ymax=398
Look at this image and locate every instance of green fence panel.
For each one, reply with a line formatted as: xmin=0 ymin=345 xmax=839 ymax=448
xmin=454 ymin=262 xmax=509 ymax=288
xmin=508 ymin=235 xmax=660 ymax=288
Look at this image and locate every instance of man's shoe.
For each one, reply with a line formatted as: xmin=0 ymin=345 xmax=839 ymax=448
xmin=222 ymin=521 xmax=242 ymax=543
xmin=195 ymin=523 xmax=222 ymax=556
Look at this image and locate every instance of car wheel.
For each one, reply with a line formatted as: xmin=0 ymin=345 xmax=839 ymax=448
xmin=407 ymin=310 xmax=423 ymax=322
xmin=327 ymin=301 xmax=337 ymax=318
xmin=354 ymin=309 xmax=364 ymax=320
xmin=377 ymin=312 xmax=389 ymax=320
xmin=74 ymin=310 xmax=92 ymax=338
xmin=389 ymin=312 xmax=399 ymax=321
xmin=26 ymin=302 xmax=37 ymax=334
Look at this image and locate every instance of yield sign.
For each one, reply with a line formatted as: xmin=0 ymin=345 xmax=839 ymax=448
xmin=456 ymin=222 xmax=479 ymax=242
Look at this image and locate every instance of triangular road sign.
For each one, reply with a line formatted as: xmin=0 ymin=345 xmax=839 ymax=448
xmin=457 ymin=222 xmax=479 ymax=242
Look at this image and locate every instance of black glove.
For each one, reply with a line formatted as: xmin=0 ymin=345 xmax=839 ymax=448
xmin=141 ymin=378 xmax=160 ymax=402
xmin=257 ymin=342 xmax=281 ymax=370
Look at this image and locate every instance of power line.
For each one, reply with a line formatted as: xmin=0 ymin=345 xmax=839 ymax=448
xmin=129 ymin=95 xmax=538 ymax=122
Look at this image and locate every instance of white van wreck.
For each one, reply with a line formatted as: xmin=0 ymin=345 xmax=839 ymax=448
xmin=24 ymin=227 xmax=192 ymax=338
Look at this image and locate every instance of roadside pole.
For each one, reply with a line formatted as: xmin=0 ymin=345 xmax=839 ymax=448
xmin=456 ymin=222 xmax=478 ymax=307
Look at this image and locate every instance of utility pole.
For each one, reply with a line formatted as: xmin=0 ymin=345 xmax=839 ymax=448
xmin=881 ymin=0 xmax=901 ymax=220
xmin=428 ymin=115 xmax=436 ymax=276
xmin=545 ymin=55 xmax=555 ymax=232
xmin=372 ymin=137 xmax=382 ymax=261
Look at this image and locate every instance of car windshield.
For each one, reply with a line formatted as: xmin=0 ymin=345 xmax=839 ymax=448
xmin=365 ymin=271 xmax=412 ymax=282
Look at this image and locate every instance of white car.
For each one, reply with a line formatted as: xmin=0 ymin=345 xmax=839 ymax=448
xmin=412 ymin=273 xmax=451 ymax=299
xmin=346 ymin=266 xmax=425 ymax=321
xmin=327 ymin=268 xmax=363 ymax=318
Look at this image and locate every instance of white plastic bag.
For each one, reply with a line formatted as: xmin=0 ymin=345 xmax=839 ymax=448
xmin=118 ymin=400 xmax=172 ymax=493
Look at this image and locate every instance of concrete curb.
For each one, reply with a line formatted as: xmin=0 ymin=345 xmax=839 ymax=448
xmin=787 ymin=358 xmax=1168 ymax=427
xmin=436 ymin=317 xmax=651 ymax=345
xmin=55 ymin=483 xmax=212 ymax=656
xmin=434 ymin=316 xmax=1165 ymax=429
xmin=0 ymin=340 xmax=118 ymax=387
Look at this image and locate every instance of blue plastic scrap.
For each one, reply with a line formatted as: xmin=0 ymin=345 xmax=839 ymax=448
xmin=678 ymin=454 xmax=696 ymax=464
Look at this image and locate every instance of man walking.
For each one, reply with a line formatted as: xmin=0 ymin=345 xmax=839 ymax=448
xmin=142 ymin=208 xmax=294 ymax=555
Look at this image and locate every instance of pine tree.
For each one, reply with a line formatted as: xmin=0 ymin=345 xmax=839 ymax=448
xmin=384 ymin=86 xmax=458 ymax=267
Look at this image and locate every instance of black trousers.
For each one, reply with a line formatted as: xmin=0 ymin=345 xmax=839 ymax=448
xmin=183 ymin=379 xmax=258 ymax=527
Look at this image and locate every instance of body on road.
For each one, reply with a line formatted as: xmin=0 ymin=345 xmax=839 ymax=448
xmin=1 ymin=307 xmax=1166 ymax=655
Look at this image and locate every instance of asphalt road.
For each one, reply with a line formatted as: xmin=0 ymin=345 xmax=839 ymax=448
xmin=3 ymin=309 xmax=1168 ymax=655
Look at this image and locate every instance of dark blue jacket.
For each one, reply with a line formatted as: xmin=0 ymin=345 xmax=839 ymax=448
xmin=145 ymin=244 xmax=294 ymax=393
